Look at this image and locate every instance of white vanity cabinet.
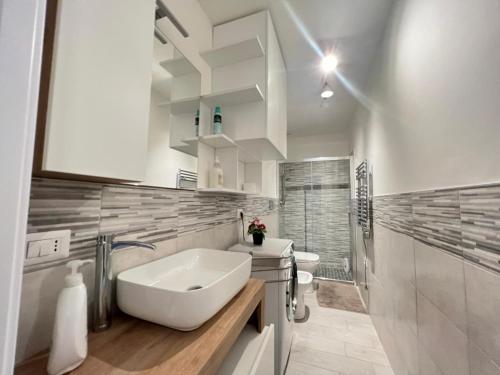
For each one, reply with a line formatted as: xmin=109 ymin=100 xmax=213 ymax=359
xmin=36 ymin=0 xmax=155 ymax=181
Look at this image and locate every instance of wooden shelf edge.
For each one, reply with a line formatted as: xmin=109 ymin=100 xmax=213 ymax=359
xmin=16 ymin=279 xmax=266 ymax=375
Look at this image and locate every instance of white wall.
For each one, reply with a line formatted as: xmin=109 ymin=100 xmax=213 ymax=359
xmin=351 ymin=0 xmax=500 ymax=196
xmin=287 ymin=133 xmax=350 ymax=161
xmin=0 ymin=0 xmax=45 ymax=372
xmin=350 ymin=1 xmax=500 ymax=374
xmin=143 ymin=91 xmax=197 ymax=188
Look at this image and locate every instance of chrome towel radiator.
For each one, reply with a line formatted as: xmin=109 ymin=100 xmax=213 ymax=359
xmin=355 ymin=160 xmax=372 ymax=239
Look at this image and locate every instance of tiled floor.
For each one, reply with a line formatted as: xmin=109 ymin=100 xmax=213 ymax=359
xmin=286 ymin=291 xmax=394 ymax=375
xmin=315 ymin=264 xmax=353 ymax=281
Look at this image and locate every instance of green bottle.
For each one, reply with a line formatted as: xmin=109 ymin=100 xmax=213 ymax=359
xmin=194 ymin=109 xmax=200 ymax=136
xmin=213 ymin=105 xmax=222 ymax=134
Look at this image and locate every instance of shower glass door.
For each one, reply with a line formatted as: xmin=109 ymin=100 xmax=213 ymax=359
xmin=279 ymin=158 xmax=352 ymax=281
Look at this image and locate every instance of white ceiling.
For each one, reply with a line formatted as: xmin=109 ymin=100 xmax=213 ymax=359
xmin=198 ymin=0 xmax=393 ymax=137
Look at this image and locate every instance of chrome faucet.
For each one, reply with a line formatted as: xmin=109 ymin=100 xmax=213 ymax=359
xmin=93 ymin=234 xmax=156 ymax=331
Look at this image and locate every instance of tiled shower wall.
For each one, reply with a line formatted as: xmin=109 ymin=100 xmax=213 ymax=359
xmin=354 ymin=183 xmax=500 ymax=375
xmin=17 ymin=177 xmax=278 ymax=362
xmin=279 ymin=160 xmax=351 ymax=279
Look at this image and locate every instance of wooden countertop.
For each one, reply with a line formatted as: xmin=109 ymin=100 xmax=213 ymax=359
xmin=16 ymin=278 xmax=265 ymax=375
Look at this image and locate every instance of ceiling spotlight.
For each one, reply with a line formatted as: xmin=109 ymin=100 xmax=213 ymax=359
xmin=322 ymin=54 xmax=338 ymax=73
xmin=321 ymin=83 xmax=334 ymax=99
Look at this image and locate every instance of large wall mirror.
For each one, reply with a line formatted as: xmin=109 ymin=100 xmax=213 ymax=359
xmin=141 ymin=34 xmax=201 ymax=189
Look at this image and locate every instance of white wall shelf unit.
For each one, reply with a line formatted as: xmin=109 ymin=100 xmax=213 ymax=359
xmin=238 ymin=147 xmax=260 ymax=163
xmin=160 ymin=56 xmax=199 ymax=77
xmin=197 ymin=187 xmax=251 ymax=195
xmin=202 ymin=84 xmax=264 ymax=107
xmin=180 ymin=133 xmax=259 ymax=161
xmin=170 ymin=142 xmax=198 ymax=157
xmin=200 ymin=37 xmax=265 ymax=68
xmin=197 ymin=134 xmax=237 ymax=148
xmin=165 ymin=11 xmax=283 ymax=200
xmin=158 ymin=96 xmax=200 ymax=115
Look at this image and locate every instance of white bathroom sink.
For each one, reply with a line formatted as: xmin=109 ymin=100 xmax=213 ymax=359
xmin=117 ymin=248 xmax=252 ymax=331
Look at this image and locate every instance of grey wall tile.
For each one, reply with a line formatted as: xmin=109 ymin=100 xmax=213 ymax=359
xmin=177 ymin=227 xmax=216 ymax=251
xmin=390 ymin=230 xmax=416 ymax=288
xmin=260 ymin=212 xmax=279 ymax=238
xmin=111 ymin=237 xmax=178 ymax=275
xmin=414 ymin=241 xmax=467 ymax=332
xmin=372 ymin=226 xmax=417 ymax=334
xmin=280 ymin=189 xmax=306 ymax=250
xmin=177 ymin=190 xmax=216 ymax=236
xmin=213 ymin=222 xmax=239 ymax=250
xmin=417 ymin=291 xmax=469 ymax=375
xmin=373 ymin=194 xmax=413 ymax=236
xmin=100 ymin=185 xmax=178 ymax=243
xmin=412 ymin=190 xmax=462 ymax=256
xmin=393 ymin=315 xmax=419 ymax=375
xmin=27 ymin=179 xmax=278 ymax=272
xmin=279 ymin=160 xmax=351 ymax=278
xmin=372 ymin=224 xmax=392 ymax=289
xmin=469 ymin=341 xmax=500 ymax=375
xmin=311 ymin=159 xmax=350 ymax=185
xmin=367 ymin=184 xmax=500 ymax=375
xmin=418 ymin=343 xmax=443 ymax=375
xmin=464 ymin=261 xmax=500 ymax=367
xmin=371 ymin=227 xmax=418 ymax=372
xmin=460 ymin=186 xmax=500 ymax=272
xmin=370 ymin=183 xmax=500 ymax=273
xmin=27 ymin=178 xmax=102 ymax=271
xmin=215 ymin=195 xmax=239 ymax=226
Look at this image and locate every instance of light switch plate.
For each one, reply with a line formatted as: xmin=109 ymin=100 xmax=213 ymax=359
xmin=25 ymin=230 xmax=71 ymax=266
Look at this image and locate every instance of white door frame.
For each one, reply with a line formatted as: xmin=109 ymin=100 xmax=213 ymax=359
xmin=0 ymin=0 xmax=46 ymax=372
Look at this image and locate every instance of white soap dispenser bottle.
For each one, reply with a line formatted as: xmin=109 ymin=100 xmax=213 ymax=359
xmin=47 ymin=259 xmax=93 ymax=375
xmin=209 ymin=157 xmax=224 ymax=188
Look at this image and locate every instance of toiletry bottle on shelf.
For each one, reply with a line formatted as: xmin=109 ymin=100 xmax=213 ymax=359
xmin=209 ymin=157 xmax=224 ymax=188
xmin=213 ymin=105 xmax=222 ymax=134
xmin=194 ymin=109 xmax=200 ymax=137
xmin=47 ymin=259 xmax=93 ymax=375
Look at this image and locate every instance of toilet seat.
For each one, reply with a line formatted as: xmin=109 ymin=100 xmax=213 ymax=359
xmin=295 ymin=251 xmax=319 ymax=263
xmin=298 ymin=270 xmax=313 ymax=285
xmin=294 ymin=251 xmax=320 ymax=274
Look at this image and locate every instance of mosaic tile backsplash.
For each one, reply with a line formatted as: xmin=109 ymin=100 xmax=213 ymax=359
xmin=373 ymin=183 xmax=500 ymax=273
xmin=26 ymin=178 xmax=278 ymax=272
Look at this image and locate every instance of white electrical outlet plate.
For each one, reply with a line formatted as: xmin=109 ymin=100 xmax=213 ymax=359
xmin=25 ymin=230 xmax=71 ymax=266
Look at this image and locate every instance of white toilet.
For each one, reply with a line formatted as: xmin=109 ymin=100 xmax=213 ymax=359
xmin=294 ymin=251 xmax=320 ymax=274
xmin=295 ymin=271 xmax=313 ymax=320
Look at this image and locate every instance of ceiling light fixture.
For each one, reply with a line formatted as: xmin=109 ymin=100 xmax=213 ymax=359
xmin=321 ymin=82 xmax=334 ymax=99
xmin=321 ymin=54 xmax=338 ymax=73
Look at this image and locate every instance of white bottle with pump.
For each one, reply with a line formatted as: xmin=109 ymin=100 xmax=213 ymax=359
xmin=47 ymin=259 xmax=93 ymax=375
xmin=209 ymin=157 xmax=224 ymax=188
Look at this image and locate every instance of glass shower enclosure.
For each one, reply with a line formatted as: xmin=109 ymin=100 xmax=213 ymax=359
xmin=279 ymin=158 xmax=352 ymax=281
